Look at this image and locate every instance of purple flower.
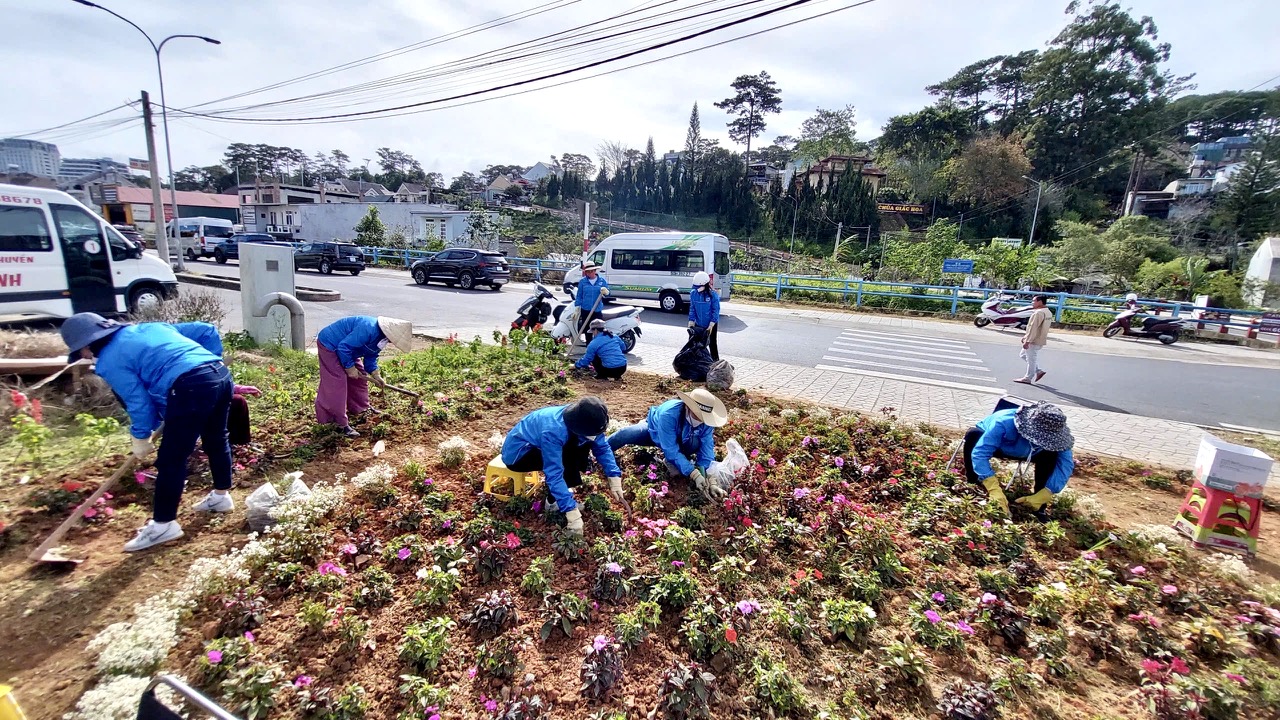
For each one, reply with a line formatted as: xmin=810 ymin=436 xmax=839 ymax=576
xmin=931 ymin=592 xmax=946 ymax=604
xmin=1130 ymin=565 xmax=1147 ymax=576
xmin=397 ymin=547 xmax=412 ymax=560
xmin=793 ymin=488 xmax=810 ymax=499
xmin=861 ymin=464 xmax=873 ymax=475
xmin=982 ymin=520 xmax=992 ymax=528
xmin=339 ymin=543 xmax=357 ymax=555
xmin=317 ymin=561 xmax=347 ymax=576
xmin=924 ymin=610 xmax=941 ymax=624
xmin=592 ymin=635 xmax=610 ymax=651
xmin=801 ymin=437 xmax=812 ymax=447
xmin=1081 ymin=551 xmax=1097 ymax=561
xmin=671 ymin=560 xmax=685 ymax=568
xmin=531 ymin=500 xmax=542 ymax=512
xmin=953 ymin=620 xmax=975 ymax=636
xmin=484 ymin=698 xmax=499 ymax=713
xmin=834 ymin=456 xmax=845 ymax=468
xmin=243 ymin=631 xmax=255 ymax=642
xmin=768 ymin=457 xmax=777 ymax=467
xmin=832 ymin=494 xmax=848 ymax=505
xmin=441 ymin=519 xmax=453 ymax=529
xmin=293 ymin=675 xmax=313 ymax=688
xmin=467 ymin=667 xmax=477 ymax=679
xmin=736 ymin=600 xmax=761 ymax=615
xmin=606 ymin=562 xmax=623 ymax=574
xmin=1161 ymin=584 xmax=1178 ymax=595
xmin=981 ymin=592 xmax=998 ymax=605
xmin=206 ymin=650 xmax=223 ymax=664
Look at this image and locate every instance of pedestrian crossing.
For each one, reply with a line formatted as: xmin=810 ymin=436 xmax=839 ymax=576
xmin=815 ymin=327 xmax=1005 ymax=394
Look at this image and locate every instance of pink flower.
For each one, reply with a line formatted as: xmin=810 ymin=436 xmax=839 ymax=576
xmin=1081 ymin=551 xmax=1098 ymax=560
xmin=831 ymin=494 xmax=848 ymax=505
xmin=624 ymin=529 xmax=638 ymax=538
xmin=1224 ymin=672 xmax=1247 ymax=684
xmin=340 ymin=543 xmax=357 ymax=555
xmin=1235 ymin=615 xmax=1254 ymax=624
xmin=606 ymin=562 xmax=623 ymax=574
xmin=981 ymin=593 xmax=997 ymax=605
xmin=982 ymin=520 xmax=992 ymax=528
xmin=1169 ymin=657 xmax=1190 ymax=675
xmin=736 ymin=600 xmax=761 ymax=615
xmin=750 ymin=449 xmax=760 ymax=459
xmin=953 ymin=620 xmax=975 ymax=635
xmin=834 ymin=457 xmax=845 ymax=468
xmin=931 ymin=592 xmax=946 ymax=604
xmin=505 ymin=532 xmax=522 ymax=549
xmin=592 ymin=635 xmax=610 ymax=651
xmin=861 ymin=464 xmax=873 ymax=475
xmin=1141 ymin=658 xmax=1163 ymax=675
xmin=484 ymin=698 xmax=498 ymax=713
xmin=467 ymin=666 xmax=477 ymax=679
xmin=397 ymin=547 xmax=412 ymax=560
xmin=768 ymin=457 xmax=776 ymax=467
xmin=293 ymin=675 xmax=313 ymax=688
xmin=244 ymin=631 xmax=255 ymax=642
xmin=83 ymin=508 xmax=98 ymax=519
xmin=1130 ymin=565 xmax=1147 ymax=576
xmin=135 ymin=471 xmax=147 ymax=484
xmin=926 ymin=471 xmax=936 ymax=480
xmin=206 ymin=650 xmax=223 ymax=664
xmin=924 ymin=610 xmax=941 ymax=624
xmin=317 ymin=561 xmax=347 ymax=576
xmin=671 ymin=560 xmax=685 ymax=568
xmin=1161 ymin=584 xmax=1178 ymax=595
xmin=801 ymin=437 xmax=811 ymax=447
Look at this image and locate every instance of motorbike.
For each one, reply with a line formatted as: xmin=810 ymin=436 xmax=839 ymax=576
xmin=513 ymin=282 xmax=643 ymax=353
xmin=1103 ymin=307 xmax=1184 ymax=345
xmin=973 ymin=295 xmax=1037 ymax=329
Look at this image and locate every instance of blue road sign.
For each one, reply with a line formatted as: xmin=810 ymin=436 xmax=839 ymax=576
xmin=942 ymin=258 xmax=975 ymax=274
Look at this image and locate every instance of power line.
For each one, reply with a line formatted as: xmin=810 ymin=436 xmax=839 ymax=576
xmin=2 ymin=102 xmax=136 ymax=139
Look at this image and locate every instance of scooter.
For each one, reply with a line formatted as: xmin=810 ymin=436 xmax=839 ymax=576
xmin=1103 ymin=307 xmax=1184 ymax=345
xmin=511 ymin=282 xmax=557 ymax=330
xmin=516 ymin=283 xmax=643 ymax=352
xmin=973 ymin=295 xmax=1037 ymax=329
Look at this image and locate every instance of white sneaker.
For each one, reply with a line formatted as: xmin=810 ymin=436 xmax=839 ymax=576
xmin=123 ymin=520 xmax=184 ymax=552
xmin=193 ymin=491 xmax=235 ymax=513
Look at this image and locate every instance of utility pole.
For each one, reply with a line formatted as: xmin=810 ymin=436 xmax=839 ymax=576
xmin=141 ymin=91 xmax=171 ymax=269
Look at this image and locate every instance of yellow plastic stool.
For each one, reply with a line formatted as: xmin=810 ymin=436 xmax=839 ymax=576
xmin=484 ymin=457 xmax=542 ymax=501
xmin=0 ymin=686 xmax=28 ymax=720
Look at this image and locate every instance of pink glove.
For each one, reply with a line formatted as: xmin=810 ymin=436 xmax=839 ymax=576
xmin=234 ymin=384 xmax=261 ymax=397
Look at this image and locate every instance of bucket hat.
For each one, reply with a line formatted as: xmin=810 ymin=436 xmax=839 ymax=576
xmin=1014 ymin=403 xmax=1074 ymax=452
xmin=60 ymin=312 xmax=124 ymax=361
xmin=677 ymin=388 xmax=728 ymax=428
xmin=563 ymin=396 xmax=609 ymax=437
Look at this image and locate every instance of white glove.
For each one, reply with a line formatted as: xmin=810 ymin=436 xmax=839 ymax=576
xmin=565 ymin=508 xmax=584 ymax=536
xmin=131 ymin=437 xmax=156 ymax=459
xmin=600 ymin=287 xmax=610 ymax=296
xmin=608 ymin=477 xmax=631 ymax=514
xmin=691 ymin=468 xmax=726 ymax=501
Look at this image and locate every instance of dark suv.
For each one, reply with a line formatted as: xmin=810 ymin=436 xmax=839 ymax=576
xmin=410 ymin=248 xmax=509 ymax=291
xmin=294 ymin=241 xmax=366 ymax=275
xmin=213 ymin=233 xmax=290 ymax=263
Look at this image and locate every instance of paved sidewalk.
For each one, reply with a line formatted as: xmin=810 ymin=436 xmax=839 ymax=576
xmin=627 ymin=353 xmax=1280 ymax=486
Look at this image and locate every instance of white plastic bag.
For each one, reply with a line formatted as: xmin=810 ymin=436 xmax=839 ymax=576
xmin=707 ymin=438 xmax=749 ymax=491
xmin=245 ymin=472 xmax=310 ymax=532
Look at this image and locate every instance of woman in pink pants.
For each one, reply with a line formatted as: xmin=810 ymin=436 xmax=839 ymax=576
xmin=315 ymin=316 xmax=413 ymax=436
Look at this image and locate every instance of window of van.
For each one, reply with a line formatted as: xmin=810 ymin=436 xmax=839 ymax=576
xmin=715 ymin=251 xmax=730 ymax=275
xmin=613 ymin=250 xmax=668 ymax=271
xmin=671 ymin=250 xmax=704 ymax=272
xmin=204 ymin=225 xmax=234 ymax=238
xmin=105 ymin=224 xmax=136 ymax=261
xmin=0 ymin=206 xmax=54 ymax=252
xmin=588 ymin=250 xmax=605 ymax=266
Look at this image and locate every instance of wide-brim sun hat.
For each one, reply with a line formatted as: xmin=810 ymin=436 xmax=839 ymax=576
xmin=563 ymin=396 xmax=609 ymax=437
xmin=589 ymin=319 xmax=607 ymax=331
xmin=678 ymin=388 xmax=729 ymax=428
xmin=581 ymin=261 xmax=601 ymax=272
xmin=377 ymin=317 xmax=414 ymax=351
xmin=61 ymin=312 xmax=124 ymax=362
xmin=1014 ymin=403 xmax=1074 ymax=453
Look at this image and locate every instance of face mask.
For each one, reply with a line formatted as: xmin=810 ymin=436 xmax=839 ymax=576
xmin=686 ymin=410 xmax=703 ymax=427
xmin=376 ymin=338 xmax=389 ymax=349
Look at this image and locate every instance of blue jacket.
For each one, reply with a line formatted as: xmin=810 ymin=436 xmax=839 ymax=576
xmin=173 ymin=322 xmax=223 ymax=357
xmin=502 ymin=406 xmax=622 ymax=513
xmin=647 ymin=399 xmax=715 ymax=476
xmin=688 ymin=287 xmax=721 ymax=328
xmin=94 ymin=323 xmax=222 ymax=439
xmin=317 ymin=316 xmax=386 ymax=373
xmin=576 ymin=333 xmax=627 ymax=369
xmin=575 ymin=276 xmax=609 ymax=311
xmin=971 ymin=408 xmax=1074 ymax=493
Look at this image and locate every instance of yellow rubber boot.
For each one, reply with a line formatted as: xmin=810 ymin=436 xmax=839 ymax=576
xmin=1015 ymin=487 xmax=1054 ymax=511
xmin=981 ymin=477 xmax=1009 ymax=514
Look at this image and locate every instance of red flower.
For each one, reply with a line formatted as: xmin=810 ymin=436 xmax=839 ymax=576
xmin=967 ymin=541 xmax=976 ymax=550
xmin=813 ymin=570 xmax=824 ymax=581
xmin=1169 ymin=657 xmax=1190 ymax=675
xmin=268 ymin=365 xmax=277 ymax=373
xmin=9 ymin=389 xmax=26 ymax=408
xmin=724 ymin=627 xmax=738 ymax=644
xmin=794 ymin=570 xmax=807 ymax=581
xmin=30 ymin=399 xmax=42 ymax=424
xmin=62 ymin=480 xmax=85 ymax=492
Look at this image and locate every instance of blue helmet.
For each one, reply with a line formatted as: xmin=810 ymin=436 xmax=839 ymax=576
xmin=60 ymin=312 xmax=124 ymax=361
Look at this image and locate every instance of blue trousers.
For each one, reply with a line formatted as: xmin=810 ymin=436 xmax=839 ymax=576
xmin=153 ymin=362 xmax=233 ymax=523
xmin=608 ymin=423 xmax=697 ymax=464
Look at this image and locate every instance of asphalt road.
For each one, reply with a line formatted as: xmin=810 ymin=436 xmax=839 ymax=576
xmin=185 ymin=258 xmax=1280 ymax=431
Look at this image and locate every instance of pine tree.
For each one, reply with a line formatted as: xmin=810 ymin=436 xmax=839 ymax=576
xmin=684 ymin=103 xmax=702 ymax=178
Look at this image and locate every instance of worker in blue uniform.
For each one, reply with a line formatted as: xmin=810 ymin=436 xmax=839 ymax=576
xmin=501 ymin=397 xmax=626 ymax=536
xmin=574 ymin=319 xmax=628 ymax=380
xmin=574 ymin=261 xmax=609 ymax=338
xmin=687 ymin=271 xmax=721 ymax=360
xmin=963 ymin=402 xmax=1075 ymax=516
xmin=607 ymin=388 xmax=728 ymax=501
xmin=60 ymin=313 xmax=235 ymax=552
xmin=171 ymin=322 xmax=260 ymax=445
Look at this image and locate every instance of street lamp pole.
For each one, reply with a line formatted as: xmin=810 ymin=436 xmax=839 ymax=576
xmin=1022 ymin=175 xmax=1043 ymax=246
xmin=73 ymin=1 xmax=219 ymax=272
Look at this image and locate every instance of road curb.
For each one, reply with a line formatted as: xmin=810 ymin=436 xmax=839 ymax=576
xmin=176 ymin=272 xmax=342 ymax=302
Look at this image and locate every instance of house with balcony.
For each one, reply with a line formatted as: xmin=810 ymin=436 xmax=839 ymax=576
xmin=800 ymin=154 xmax=887 ymax=194
xmin=393 ymin=182 xmax=433 ymax=203
xmin=238 ymin=182 xmax=358 ymax=239
xmin=747 ymin=161 xmax=782 ymax=190
xmin=1188 ymin=136 xmax=1253 ymax=179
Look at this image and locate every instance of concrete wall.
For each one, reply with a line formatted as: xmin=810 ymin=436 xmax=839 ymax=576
xmin=1244 ymin=238 xmax=1279 ymax=307
xmin=296 ymin=203 xmax=498 ymax=247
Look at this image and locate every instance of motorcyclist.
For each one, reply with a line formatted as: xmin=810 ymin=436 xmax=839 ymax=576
xmin=607 ymin=388 xmax=727 ymax=500
xmin=1124 ymin=292 xmax=1140 ymax=311
xmin=962 ymin=402 xmax=1075 ymax=516
xmin=574 ymin=318 xmax=628 ymax=380
xmin=501 ymin=397 xmax=627 ymax=536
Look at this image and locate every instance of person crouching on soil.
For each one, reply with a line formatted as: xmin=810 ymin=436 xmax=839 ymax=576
xmin=607 ymin=388 xmax=728 ymax=501
xmin=60 ymin=313 xmax=235 ymax=552
xmin=573 ymin=319 xmax=627 ymax=380
xmin=963 ymin=402 xmax=1075 ymax=518
xmin=315 ymin=316 xmax=412 ymax=437
xmin=501 ymin=397 xmax=628 ymax=537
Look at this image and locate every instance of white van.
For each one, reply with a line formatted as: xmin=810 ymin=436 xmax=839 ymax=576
xmin=0 ymin=184 xmax=178 ymax=320
xmin=562 ymin=232 xmax=732 ymax=312
xmin=168 ymin=216 xmax=234 ymax=261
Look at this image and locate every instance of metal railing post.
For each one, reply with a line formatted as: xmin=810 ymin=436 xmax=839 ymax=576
xmin=776 ymin=274 xmax=783 ymax=301
xmin=1055 ymin=292 xmax=1066 ymax=322
xmin=856 ymin=280 xmax=863 ymax=308
xmin=951 ymin=287 xmax=959 ymax=316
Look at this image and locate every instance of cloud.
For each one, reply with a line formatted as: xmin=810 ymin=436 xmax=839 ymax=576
xmin=3 ymin=0 xmax=1276 ymax=180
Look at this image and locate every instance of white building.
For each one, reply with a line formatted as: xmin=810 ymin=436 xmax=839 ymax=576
xmin=58 ymin=157 xmax=128 ymax=185
xmin=238 ymin=182 xmax=358 ymax=238
xmin=521 ymin=162 xmax=560 ymax=183
xmin=294 ymin=203 xmax=502 ymax=248
xmin=1244 ymin=237 xmax=1280 ymax=308
xmin=1 ymin=138 xmax=60 ymax=178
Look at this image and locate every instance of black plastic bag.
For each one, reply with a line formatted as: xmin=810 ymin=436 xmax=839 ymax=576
xmin=673 ymin=328 xmax=713 ymax=381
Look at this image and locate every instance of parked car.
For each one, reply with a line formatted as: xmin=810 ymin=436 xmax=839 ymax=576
xmin=293 ymin=241 xmax=366 ymax=275
xmin=213 ymin=233 xmax=290 ymax=263
xmin=410 ymin=248 xmax=509 ymax=290
xmin=113 ymin=224 xmax=144 ymax=245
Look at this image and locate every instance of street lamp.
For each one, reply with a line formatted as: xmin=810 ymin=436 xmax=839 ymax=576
xmin=73 ymin=1 xmax=220 ymax=272
xmin=1022 ymin=175 xmax=1043 ymax=246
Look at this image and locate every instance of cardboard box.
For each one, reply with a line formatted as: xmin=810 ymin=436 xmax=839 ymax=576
xmin=1194 ymin=434 xmax=1274 ymax=499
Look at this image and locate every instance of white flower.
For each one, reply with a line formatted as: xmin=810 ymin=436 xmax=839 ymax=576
xmin=438 ymin=436 xmax=472 ymax=468
xmin=1200 ymin=552 xmax=1255 ymax=585
xmin=486 ymin=432 xmax=505 ymax=450
xmin=1059 ymin=488 xmax=1106 ymax=521
xmin=1128 ymin=523 xmax=1184 ymax=548
xmin=64 ymin=675 xmax=183 ymax=720
xmin=779 ymin=409 xmax=798 ymax=420
xmin=86 ymin=592 xmax=190 ymax=676
xmin=350 ymin=462 xmax=395 ymax=491
xmin=1050 ymin=582 xmax=1068 ymax=592
xmin=605 ymin=418 xmax=630 ymax=435
xmin=808 ymin=407 xmax=832 ymax=421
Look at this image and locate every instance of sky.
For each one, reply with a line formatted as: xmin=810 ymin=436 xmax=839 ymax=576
xmin=2 ymin=0 xmax=1277 ymax=182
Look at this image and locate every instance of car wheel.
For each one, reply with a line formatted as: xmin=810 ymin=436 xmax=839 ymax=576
xmin=185 ymin=248 xmax=198 ymax=261
xmin=620 ymin=330 xmax=637 ymax=353
xmin=350 ymin=269 xmax=361 ymax=276
xmin=413 ymin=267 xmax=428 ymax=284
xmin=215 ymin=251 xmax=227 ymax=264
xmin=659 ymin=290 xmax=681 ymax=313
xmin=459 ymin=271 xmax=475 ymax=290
xmin=973 ymin=316 xmax=991 ymax=327
xmin=128 ymin=284 xmax=164 ymax=314
xmin=319 ymin=259 xmax=333 ymax=275
xmin=490 ymin=284 xmax=501 ymax=292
